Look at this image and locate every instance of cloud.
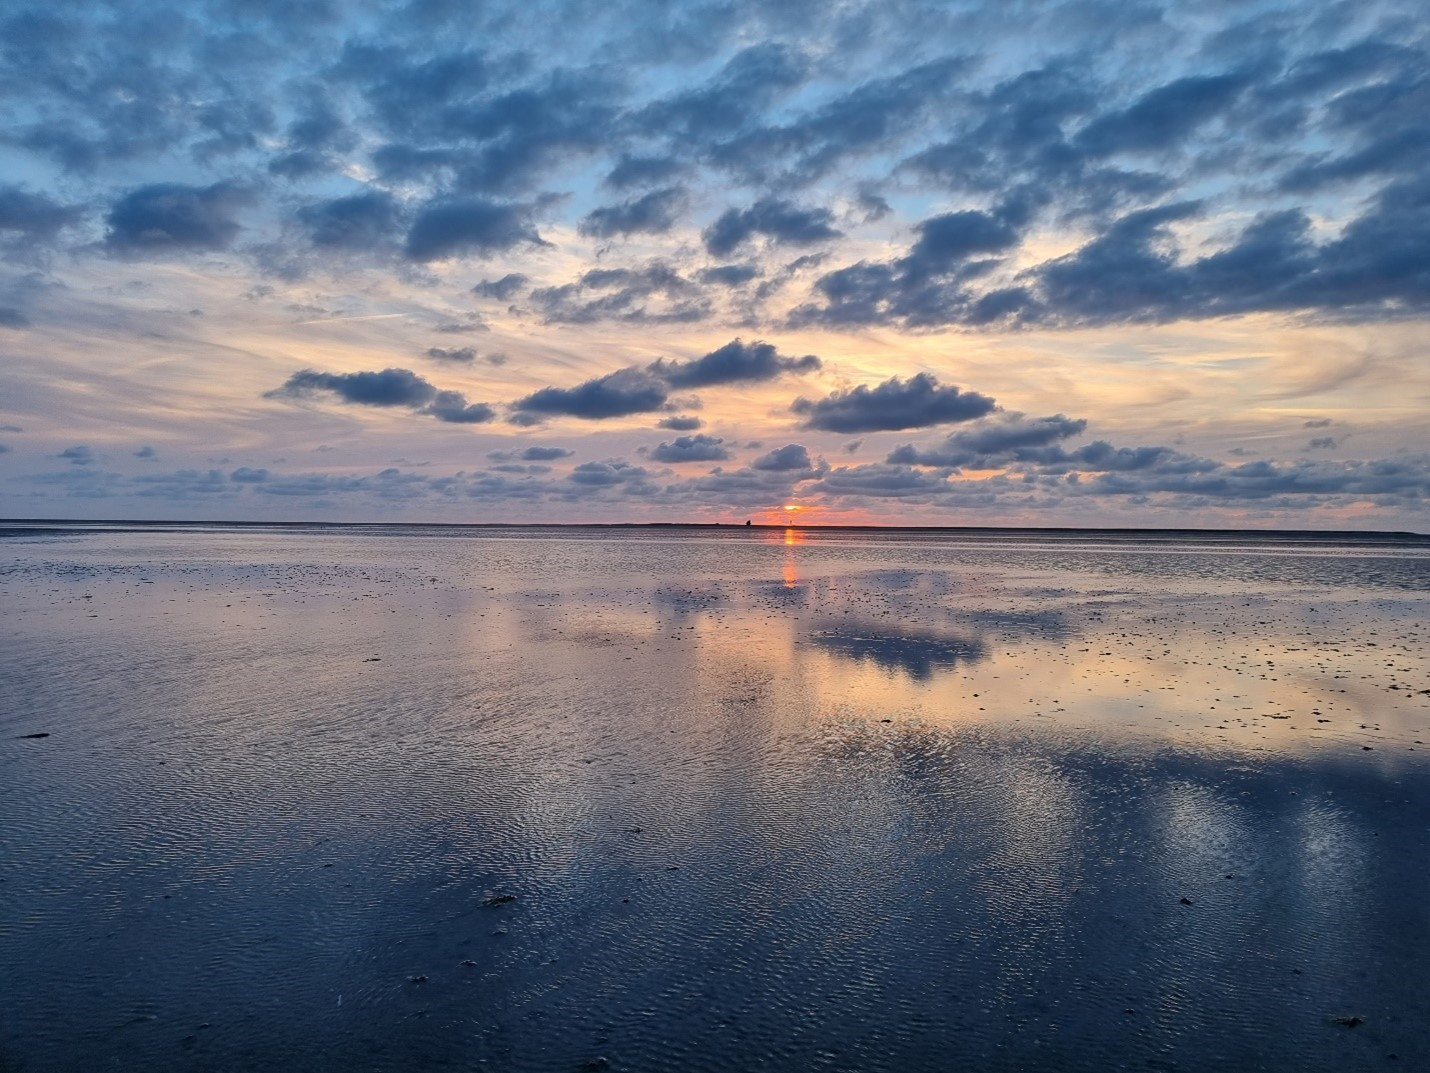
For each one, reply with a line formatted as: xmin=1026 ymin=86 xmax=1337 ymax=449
xmin=104 ymin=182 xmax=254 ymax=256
xmin=649 ymin=338 xmax=820 ymax=388
xmin=1075 ymin=73 xmax=1250 ymax=157
xmin=230 ymin=467 xmax=269 ymax=482
xmin=0 ymin=306 xmax=30 ymax=329
xmin=793 ymin=374 xmax=996 ymax=433
xmin=520 ymin=445 xmax=574 ymax=460
xmin=531 ymin=262 xmax=709 ymax=324
xmin=901 ymin=211 xmax=1021 ymax=276
xmin=658 ymin=415 xmax=702 ymax=431
xmin=579 ymin=186 xmax=686 ymax=238
xmin=58 ymin=445 xmax=95 ymax=465
xmin=266 ymin=368 xmax=494 ymax=424
xmin=425 ymin=390 xmax=497 ymax=424
xmin=512 ymin=366 xmax=669 ymax=421
xmin=297 ymin=190 xmax=400 ymax=250
xmin=472 ymin=273 xmax=529 ymax=299
xmin=634 ymin=43 xmax=808 ymax=143
xmin=0 ymin=184 xmax=83 ymax=242
xmin=133 ymin=445 xmax=156 ymax=458
xmin=702 ymin=198 xmax=842 ymax=256
xmin=604 ymin=154 xmax=687 ymax=190
xmin=404 ymin=198 xmax=546 ymax=261
xmin=426 ymin=346 xmax=477 ymax=364
xmin=568 ymin=459 xmax=653 ymax=488
xmin=752 ymin=444 xmax=816 ymax=471
xmin=649 ymin=434 xmax=730 ymax=463
xmin=887 ymin=413 xmax=1088 ymax=467
xmin=270 ymin=368 xmax=437 ymax=408
xmin=698 ymin=264 xmax=761 ymax=287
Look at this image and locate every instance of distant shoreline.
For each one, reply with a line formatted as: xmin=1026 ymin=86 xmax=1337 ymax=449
xmin=2 ymin=518 xmax=1426 ymax=541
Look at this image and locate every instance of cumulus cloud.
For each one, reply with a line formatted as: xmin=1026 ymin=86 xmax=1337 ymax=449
xmin=512 ymin=366 xmax=669 ymax=421
xmin=752 ymin=444 xmax=816 ymax=471
xmin=792 ymin=374 xmax=997 ymax=433
xmin=649 ymin=338 xmax=819 ymax=388
xmin=0 ymin=184 xmax=83 ymax=243
xmin=472 ymin=273 xmax=529 ymax=299
xmin=520 ymin=445 xmax=574 ymax=460
xmin=702 ymin=198 xmax=842 ymax=256
xmin=579 ymin=186 xmax=686 ymax=238
xmin=658 ymin=415 xmax=703 ymax=431
xmin=58 ymin=445 xmax=95 ymax=465
xmin=649 ymin=434 xmax=730 ymax=463
xmin=404 ymin=198 xmax=546 ymax=261
xmin=105 ymin=182 xmax=254 ymax=256
xmin=297 ymin=190 xmax=400 ymax=250
xmin=530 ymin=263 xmax=708 ymax=324
xmin=266 ymin=368 xmax=494 ymax=424
xmin=887 ymin=413 xmax=1088 ymax=467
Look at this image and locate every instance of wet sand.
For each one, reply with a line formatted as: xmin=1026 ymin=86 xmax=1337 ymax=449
xmin=2 ymin=524 xmax=1428 ymax=1071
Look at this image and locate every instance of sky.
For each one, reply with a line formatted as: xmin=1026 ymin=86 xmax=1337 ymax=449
xmin=1 ymin=0 xmax=1428 ymax=528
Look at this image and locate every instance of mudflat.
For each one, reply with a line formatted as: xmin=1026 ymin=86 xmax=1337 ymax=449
xmin=3 ymin=523 xmax=1428 ymax=1071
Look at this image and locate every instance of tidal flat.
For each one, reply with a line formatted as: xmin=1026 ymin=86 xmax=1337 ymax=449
xmin=2 ymin=523 xmax=1428 ymax=1072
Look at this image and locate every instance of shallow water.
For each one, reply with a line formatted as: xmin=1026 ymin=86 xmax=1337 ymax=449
xmin=2 ymin=524 xmax=1428 ymax=1072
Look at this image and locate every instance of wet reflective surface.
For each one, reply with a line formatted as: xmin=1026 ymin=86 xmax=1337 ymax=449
xmin=3 ymin=524 xmax=1429 ymax=1072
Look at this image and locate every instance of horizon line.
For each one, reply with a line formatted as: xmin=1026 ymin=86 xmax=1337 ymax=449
xmin=2 ymin=517 xmax=1426 ymax=539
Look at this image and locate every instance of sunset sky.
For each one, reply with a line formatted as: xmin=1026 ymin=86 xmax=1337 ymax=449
xmin=2 ymin=0 xmax=1427 ymax=527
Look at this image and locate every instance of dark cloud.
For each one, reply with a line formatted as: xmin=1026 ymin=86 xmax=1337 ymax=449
xmin=425 ymin=390 xmax=497 ymax=424
xmin=752 ymin=444 xmax=816 ymax=471
xmin=271 ymin=367 xmax=437 ymax=408
xmin=1308 ymin=436 xmax=1337 ymax=450
xmin=520 ymin=445 xmax=574 ymax=461
xmin=649 ymin=434 xmax=730 ymax=463
xmin=702 ymin=198 xmax=842 ymax=257
xmin=902 ymin=211 xmax=1020 ymax=276
xmin=266 ymin=367 xmax=494 ymax=424
xmin=404 ymin=198 xmax=546 ymax=261
xmin=649 ymin=338 xmax=820 ymax=389
xmin=58 ymin=445 xmax=95 ymax=465
xmin=105 ymin=182 xmax=254 ymax=256
xmin=0 ymin=306 xmax=30 ymax=329
xmin=0 ymin=185 xmax=83 ymax=242
xmin=603 ymin=154 xmax=687 ymax=190
xmin=426 ymin=346 xmax=477 ymax=364
xmin=297 ymin=191 xmax=400 ymax=250
xmin=133 ymin=445 xmax=155 ymax=458
xmin=1075 ymin=73 xmax=1251 ymax=157
xmin=697 ymin=264 xmax=761 ymax=287
xmin=568 ymin=459 xmax=654 ymax=488
xmin=512 ymin=367 xmax=669 ymax=421
xmin=888 ymin=413 xmax=1088 ymax=467
xmin=658 ymin=415 xmax=703 ymax=431
xmin=704 ymin=57 xmax=966 ymax=185
xmin=230 ymin=466 xmax=269 ymax=482
xmin=634 ymin=43 xmax=808 ymax=142
xmin=578 ymin=186 xmax=685 ymax=238
xmin=530 ymin=263 xmax=708 ymax=324
xmin=472 ymin=273 xmax=529 ymax=300
xmin=789 ymin=208 xmax=1024 ymax=328
xmin=1304 ymin=418 xmax=1333 ymax=428
xmin=793 ymin=374 xmax=996 ymax=433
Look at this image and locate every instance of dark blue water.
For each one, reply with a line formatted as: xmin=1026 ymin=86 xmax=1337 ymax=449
xmin=3 ymin=525 xmax=1428 ymax=1071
